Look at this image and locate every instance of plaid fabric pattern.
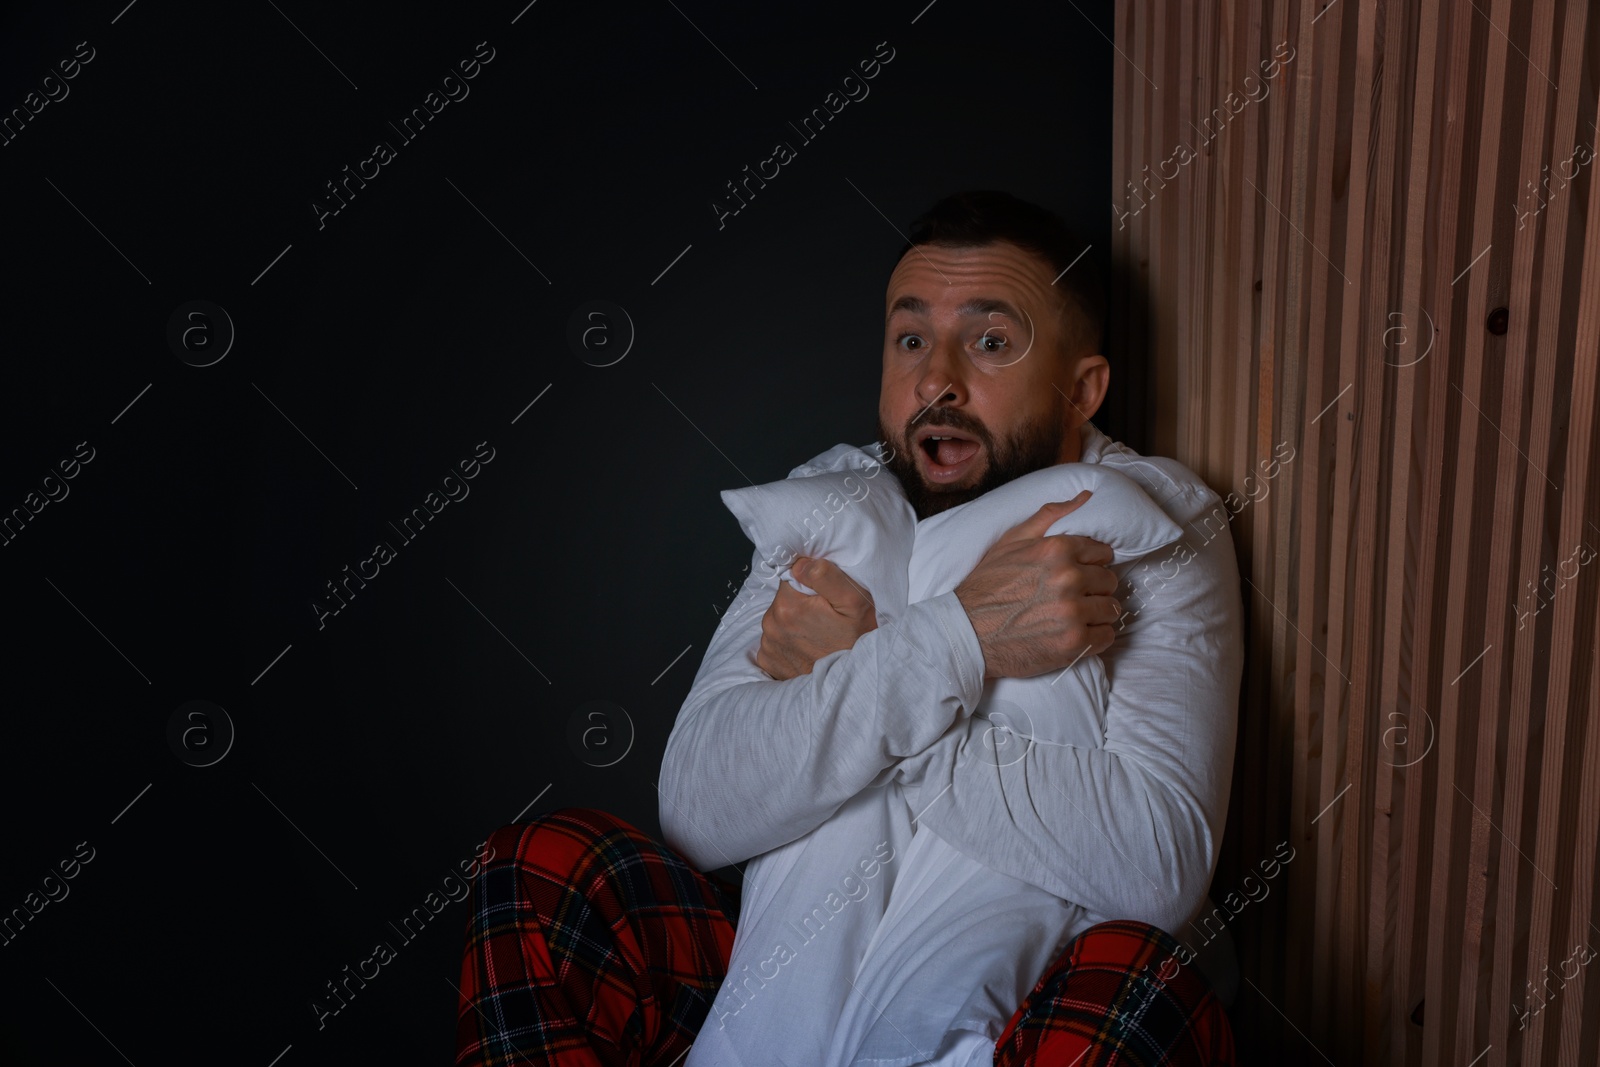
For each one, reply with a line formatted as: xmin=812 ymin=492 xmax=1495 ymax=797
xmin=455 ymin=807 xmax=740 ymax=1067
xmin=455 ymin=809 xmax=1236 ymax=1067
xmin=992 ymin=919 xmax=1236 ymax=1067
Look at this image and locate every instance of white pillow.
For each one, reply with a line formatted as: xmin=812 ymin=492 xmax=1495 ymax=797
xmin=719 ymin=445 xmax=916 ymax=625
xmin=906 ymin=461 xmax=1185 ymax=603
xmin=720 ymin=443 xmax=1184 ymax=620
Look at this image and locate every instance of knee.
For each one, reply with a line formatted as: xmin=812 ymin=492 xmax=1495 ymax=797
xmin=1076 ymin=918 xmax=1177 ymax=946
xmin=515 ymin=805 xmax=647 ymax=841
xmin=1007 ymin=920 xmax=1234 ymax=1067
xmin=1040 ymin=920 xmax=1168 ymax=976
xmin=481 ymin=807 xmax=650 ymax=877
xmin=1055 ymin=919 xmax=1201 ymax=989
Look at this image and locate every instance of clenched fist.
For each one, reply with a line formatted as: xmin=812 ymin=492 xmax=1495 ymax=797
xmin=953 ymin=491 xmax=1122 ymax=680
xmin=756 ymin=557 xmax=879 ymax=680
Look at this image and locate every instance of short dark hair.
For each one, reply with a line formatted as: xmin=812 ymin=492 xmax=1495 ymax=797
xmin=895 ymin=190 xmax=1106 ymax=361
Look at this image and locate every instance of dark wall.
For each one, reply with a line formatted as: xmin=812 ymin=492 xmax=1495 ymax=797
xmin=0 ymin=1 xmax=1114 ymax=1062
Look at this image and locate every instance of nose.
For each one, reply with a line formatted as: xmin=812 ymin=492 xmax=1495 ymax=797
xmin=913 ymin=339 xmax=966 ymax=411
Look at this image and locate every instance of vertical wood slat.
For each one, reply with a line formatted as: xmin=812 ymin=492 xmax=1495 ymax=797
xmin=1392 ymin=4 xmax=1475 ymax=1064
xmin=1425 ymin=0 xmax=1515 ymax=1059
xmin=1317 ymin=0 xmax=1376 ymax=1044
xmin=1370 ymin=0 xmax=1443 ymax=1061
xmin=1479 ymin=0 xmax=1560 ymax=1059
xmin=1289 ymin=0 xmax=1347 ymax=1051
xmin=1511 ymin=3 xmax=1595 ymax=1062
xmin=1126 ymin=0 xmax=1157 ymax=471
xmin=1337 ymin=0 xmax=1413 ymax=1053
xmin=1550 ymin=80 xmax=1600 ymax=1066
xmin=1110 ymin=1 xmax=1600 ymax=1061
xmin=1480 ymin=0 xmax=1543 ymax=1044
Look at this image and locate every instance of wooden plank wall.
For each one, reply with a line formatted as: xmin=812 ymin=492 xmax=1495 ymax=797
xmin=1110 ymin=1 xmax=1600 ymax=1062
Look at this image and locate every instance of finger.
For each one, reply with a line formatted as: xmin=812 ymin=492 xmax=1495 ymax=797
xmin=1083 ymin=621 xmax=1117 ymax=656
xmin=1067 ymin=590 xmax=1123 ymax=627
xmin=1047 ymin=554 xmax=1119 ymax=598
xmin=994 ymin=491 xmax=1093 ymax=546
xmin=1055 ymin=533 xmax=1115 ymax=566
xmin=769 ymin=576 xmax=809 ymax=618
xmin=795 ymin=557 xmax=874 ymax=613
xmin=1083 ymin=565 xmax=1122 ymax=597
xmin=1095 ymin=593 xmax=1126 ymax=625
xmin=756 ymin=645 xmax=795 ymax=681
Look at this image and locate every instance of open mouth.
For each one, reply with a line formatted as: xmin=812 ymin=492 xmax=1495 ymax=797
xmin=915 ymin=426 xmax=983 ymax=483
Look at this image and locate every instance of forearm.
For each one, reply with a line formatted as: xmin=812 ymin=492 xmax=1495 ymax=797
xmin=902 ymin=722 xmax=1229 ymax=933
xmin=659 ymin=586 xmax=985 ymax=871
xmin=899 ymin=525 xmax=1245 ymax=932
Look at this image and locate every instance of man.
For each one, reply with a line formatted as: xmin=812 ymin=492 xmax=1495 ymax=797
xmin=455 ymin=190 xmax=1244 ymax=1067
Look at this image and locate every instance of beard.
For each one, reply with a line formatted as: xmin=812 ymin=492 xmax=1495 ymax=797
xmin=878 ymin=403 xmax=1068 ymax=521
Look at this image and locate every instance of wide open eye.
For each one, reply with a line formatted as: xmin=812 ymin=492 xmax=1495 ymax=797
xmin=974 ymin=310 xmax=1015 ymax=360
xmin=974 ymin=309 xmax=1035 ymax=367
xmin=895 ymin=332 xmax=926 ymax=351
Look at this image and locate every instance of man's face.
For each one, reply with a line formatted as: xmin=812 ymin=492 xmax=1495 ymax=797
xmin=876 ymin=240 xmax=1105 ymax=521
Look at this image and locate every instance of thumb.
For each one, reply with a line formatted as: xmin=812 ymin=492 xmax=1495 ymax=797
xmin=994 ymin=491 xmax=1092 ymax=545
xmin=796 ymin=557 xmax=874 ymax=612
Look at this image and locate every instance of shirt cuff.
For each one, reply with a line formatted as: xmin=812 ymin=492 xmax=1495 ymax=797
xmin=910 ymin=590 xmax=988 ymax=711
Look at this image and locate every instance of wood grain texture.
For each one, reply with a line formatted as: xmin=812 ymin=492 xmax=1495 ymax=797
xmin=1109 ymin=1 xmax=1600 ymax=1062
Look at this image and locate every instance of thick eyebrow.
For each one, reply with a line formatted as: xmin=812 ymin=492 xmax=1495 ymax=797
xmin=886 ymin=295 xmax=1026 ymax=323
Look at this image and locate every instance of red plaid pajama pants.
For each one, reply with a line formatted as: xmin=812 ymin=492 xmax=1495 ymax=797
xmin=455 ymin=807 xmax=1236 ymax=1067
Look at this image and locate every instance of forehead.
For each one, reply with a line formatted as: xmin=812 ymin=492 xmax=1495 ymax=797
xmin=884 ymin=241 xmax=1058 ymax=319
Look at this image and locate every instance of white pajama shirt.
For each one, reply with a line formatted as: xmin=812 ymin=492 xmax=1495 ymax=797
xmin=659 ymin=423 xmax=1245 ymax=1067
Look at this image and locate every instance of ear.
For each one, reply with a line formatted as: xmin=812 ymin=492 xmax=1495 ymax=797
xmin=1061 ymin=352 xmax=1109 ymax=424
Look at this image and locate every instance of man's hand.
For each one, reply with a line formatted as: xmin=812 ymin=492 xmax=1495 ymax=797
xmin=756 ymin=557 xmax=879 ymax=680
xmin=954 ymin=491 xmax=1121 ymax=680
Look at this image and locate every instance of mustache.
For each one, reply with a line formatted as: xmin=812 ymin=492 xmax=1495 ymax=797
xmin=906 ymin=407 xmax=991 ymax=445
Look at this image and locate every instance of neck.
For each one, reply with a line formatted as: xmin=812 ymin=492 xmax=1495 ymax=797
xmin=1057 ymin=420 xmax=1088 ymax=465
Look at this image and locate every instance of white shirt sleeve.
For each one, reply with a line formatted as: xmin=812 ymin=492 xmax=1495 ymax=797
xmin=658 ymin=547 xmax=988 ymax=873
xmin=894 ymin=504 xmax=1245 ymax=935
